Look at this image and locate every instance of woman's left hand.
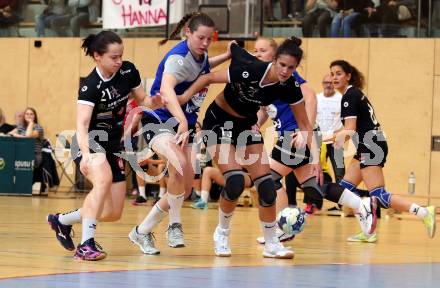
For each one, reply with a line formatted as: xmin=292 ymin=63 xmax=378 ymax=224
xmin=311 ymin=163 xmax=324 ymax=186
xmin=291 ymin=131 xmax=307 ymax=149
xmin=333 ymin=131 xmax=345 ymax=149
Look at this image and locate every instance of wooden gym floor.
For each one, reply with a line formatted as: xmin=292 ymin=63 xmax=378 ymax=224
xmin=0 ymin=196 xmax=439 ymax=287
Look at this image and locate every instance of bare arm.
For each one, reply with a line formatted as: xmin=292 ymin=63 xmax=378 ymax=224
xmin=291 ymin=102 xmax=317 ymax=158
xmin=161 ymin=73 xmax=191 ymax=146
xmin=301 ymin=83 xmax=317 ymax=128
xmin=179 ymin=69 xmax=229 ymax=104
xmin=25 ymin=122 xmax=40 ymax=138
xmin=256 ymin=106 xmax=269 ymax=128
xmin=131 ymin=85 xmax=165 ymax=110
xmin=8 ymin=128 xmax=24 ymax=137
xmin=123 ymin=112 xmax=141 ymax=141
xmin=76 ymin=104 xmax=93 ymax=155
xmin=208 ymin=41 xmax=234 ymax=69
xmin=291 ymin=102 xmax=323 ymax=184
xmin=209 ymin=53 xmax=230 ymax=70
xmin=333 ymin=118 xmax=357 ymax=149
xmin=161 ymin=74 xmax=187 ymax=126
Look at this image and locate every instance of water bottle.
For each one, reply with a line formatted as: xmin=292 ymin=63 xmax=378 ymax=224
xmin=408 ymin=172 xmax=415 ymax=195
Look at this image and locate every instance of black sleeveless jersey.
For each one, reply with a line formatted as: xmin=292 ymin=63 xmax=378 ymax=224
xmin=224 ymin=44 xmax=304 ymax=122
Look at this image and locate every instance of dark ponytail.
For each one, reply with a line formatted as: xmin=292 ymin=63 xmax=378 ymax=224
xmin=275 ymin=36 xmax=303 ymax=65
xmin=82 ymin=31 xmax=122 ymax=58
xmin=159 ymin=12 xmax=215 ymax=46
xmin=330 ymin=60 xmax=365 ymax=90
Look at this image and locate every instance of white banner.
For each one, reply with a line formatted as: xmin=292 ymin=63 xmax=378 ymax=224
xmin=103 ymin=0 xmax=184 ymax=29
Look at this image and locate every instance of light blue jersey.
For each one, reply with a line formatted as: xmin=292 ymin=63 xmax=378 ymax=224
xmin=146 ymin=40 xmax=210 ymax=125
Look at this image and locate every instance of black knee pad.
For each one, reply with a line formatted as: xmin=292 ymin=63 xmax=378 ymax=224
xmin=254 ymin=174 xmax=277 ymax=207
xmin=270 ymin=169 xmax=283 ymax=190
xmin=322 ymin=183 xmax=344 ymax=203
xmin=301 ymin=177 xmax=324 ymax=202
xmin=221 ymin=170 xmax=246 ymax=201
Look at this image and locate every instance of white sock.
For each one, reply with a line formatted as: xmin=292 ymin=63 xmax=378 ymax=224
xmin=409 ymin=203 xmax=428 ymax=218
xmin=81 ymin=218 xmax=97 ymax=244
xmin=219 ymin=208 xmax=233 ymax=229
xmin=139 ymin=186 xmax=146 ymax=199
xmin=167 ymin=192 xmax=185 ymax=224
xmin=260 ymin=220 xmax=277 ymax=243
xmin=159 ymin=187 xmax=166 ymax=198
xmin=201 ymin=190 xmax=209 ymax=203
xmin=138 ymin=203 xmax=167 ymax=234
xmin=58 ymin=208 xmax=81 ymax=225
xmin=195 ymin=190 xmax=201 ymax=197
xmin=338 ymin=189 xmax=362 ymax=210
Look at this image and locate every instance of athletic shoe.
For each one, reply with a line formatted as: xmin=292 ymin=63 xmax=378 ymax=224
xmin=166 ymin=223 xmax=185 ymax=248
xmin=191 ymin=199 xmax=208 ymax=210
xmin=355 ymin=196 xmax=377 ymax=235
xmin=74 ymin=238 xmax=107 ymax=261
xmin=327 ymin=206 xmax=342 ymax=211
xmin=132 ymin=196 xmax=148 ymax=206
xmin=423 ymin=206 xmax=436 ymax=238
xmin=128 ymin=226 xmax=160 ymax=255
xmin=347 ymin=231 xmax=378 ymax=243
xmin=47 ymin=213 xmax=75 ymax=251
xmin=263 ymin=239 xmax=294 ymax=259
xmin=304 ymin=203 xmax=319 ymax=214
xmin=256 ymin=227 xmax=295 ymax=244
xmin=213 ymin=226 xmax=231 ymax=257
xmin=191 ymin=194 xmax=201 ymax=202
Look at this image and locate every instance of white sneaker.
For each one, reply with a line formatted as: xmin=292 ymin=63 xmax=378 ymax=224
xmin=355 ymin=196 xmax=378 ymax=236
xmin=263 ymin=239 xmax=294 ymax=259
xmin=128 ymin=226 xmax=160 ymax=255
xmin=256 ymin=227 xmax=295 ymax=244
xmin=166 ymin=223 xmax=185 ymax=248
xmin=213 ymin=226 xmax=231 ymax=257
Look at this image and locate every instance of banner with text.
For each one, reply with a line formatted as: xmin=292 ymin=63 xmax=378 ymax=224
xmin=103 ymin=0 xmax=184 ymax=29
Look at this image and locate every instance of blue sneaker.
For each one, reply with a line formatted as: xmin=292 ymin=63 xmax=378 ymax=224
xmin=47 ymin=213 xmax=75 ymax=251
xmin=74 ymin=238 xmax=107 ymax=261
xmin=191 ymin=199 xmax=208 ymax=209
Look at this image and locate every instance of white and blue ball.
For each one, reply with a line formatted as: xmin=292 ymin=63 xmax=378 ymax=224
xmin=276 ymin=207 xmax=306 ymax=236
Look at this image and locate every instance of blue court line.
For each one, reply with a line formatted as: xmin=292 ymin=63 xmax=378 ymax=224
xmin=0 ymin=263 xmax=439 ymax=288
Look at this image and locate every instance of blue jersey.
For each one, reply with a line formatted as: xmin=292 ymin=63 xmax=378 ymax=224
xmin=146 ymin=40 xmax=210 ymax=125
xmin=266 ymin=71 xmax=306 ymax=133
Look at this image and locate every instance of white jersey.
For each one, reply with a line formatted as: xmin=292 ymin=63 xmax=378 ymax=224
xmin=316 ymin=91 xmax=343 ymax=138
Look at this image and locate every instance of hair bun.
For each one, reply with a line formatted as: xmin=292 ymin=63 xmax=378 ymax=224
xmin=81 ymin=34 xmax=97 ymax=56
xmin=290 ymin=36 xmax=302 ymax=47
xmin=83 ymin=34 xmax=97 ymax=46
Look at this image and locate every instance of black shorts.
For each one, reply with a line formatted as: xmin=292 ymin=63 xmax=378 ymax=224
xmin=71 ymin=135 xmax=126 ymax=183
xmin=354 ymin=131 xmax=388 ymax=169
xmin=201 ymin=101 xmax=263 ymax=147
xmin=73 ymin=151 xmax=126 ymax=183
xmin=270 ymin=133 xmax=311 ymax=170
xmin=140 ymin=114 xmax=196 ymax=147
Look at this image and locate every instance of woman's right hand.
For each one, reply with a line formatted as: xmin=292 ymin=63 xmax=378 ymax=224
xmin=333 ymin=131 xmax=346 ymax=149
xmin=174 ymin=120 xmax=189 ymax=148
xmin=79 ymin=152 xmax=91 ymax=176
xmin=291 ymin=131 xmax=307 ymax=149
